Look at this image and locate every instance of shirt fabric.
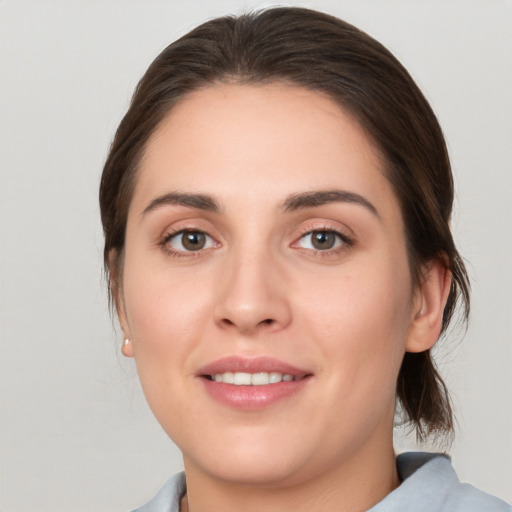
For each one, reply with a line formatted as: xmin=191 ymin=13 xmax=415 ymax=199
xmin=132 ymin=452 xmax=510 ymax=512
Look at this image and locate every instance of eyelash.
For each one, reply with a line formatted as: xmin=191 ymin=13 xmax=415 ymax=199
xmin=158 ymin=226 xmax=354 ymax=258
xmin=159 ymin=229 xmax=216 ymax=258
xmin=294 ymin=226 xmax=354 ymax=257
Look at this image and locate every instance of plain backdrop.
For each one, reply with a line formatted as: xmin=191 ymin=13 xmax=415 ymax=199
xmin=0 ymin=1 xmax=511 ymax=510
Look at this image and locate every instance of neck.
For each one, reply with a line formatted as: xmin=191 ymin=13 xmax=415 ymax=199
xmin=182 ymin=442 xmax=399 ymax=512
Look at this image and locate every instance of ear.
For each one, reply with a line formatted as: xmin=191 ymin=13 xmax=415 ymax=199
xmin=108 ymin=249 xmax=134 ymax=358
xmin=406 ymin=259 xmax=452 ymax=353
xmin=117 ymin=290 xmax=135 ymax=358
xmin=121 ymin=337 xmax=134 ymax=358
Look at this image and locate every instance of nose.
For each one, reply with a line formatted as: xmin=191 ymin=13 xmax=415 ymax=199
xmin=213 ymin=248 xmax=292 ymax=335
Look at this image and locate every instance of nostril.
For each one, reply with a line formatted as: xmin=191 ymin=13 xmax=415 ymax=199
xmin=257 ymin=318 xmax=276 ymax=328
xmin=219 ymin=317 xmax=276 ymax=331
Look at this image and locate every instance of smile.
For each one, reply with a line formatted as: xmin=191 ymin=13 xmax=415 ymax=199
xmin=199 ymin=356 xmax=311 ymax=410
xmin=209 ymin=372 xmax=299 ymax=385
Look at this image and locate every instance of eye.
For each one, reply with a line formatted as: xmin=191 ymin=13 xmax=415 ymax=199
xmin=297 ymin=230 xmax=346 ymax=251
xmin=166 ymin=230 xmax=215 ymax=252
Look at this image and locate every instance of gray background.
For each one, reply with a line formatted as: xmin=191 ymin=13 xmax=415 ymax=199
xmin=1 ymin=1 xmax=511 ymax=510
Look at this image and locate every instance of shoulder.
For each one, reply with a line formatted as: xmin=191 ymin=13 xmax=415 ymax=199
xmin=370 ymin=452 xmax=510 ymax=512
xmin=131 ymin=472 xmax=186 ymax=512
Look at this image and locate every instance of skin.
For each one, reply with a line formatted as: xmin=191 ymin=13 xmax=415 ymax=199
xmin=117 ymin=84 xmax=451 ymax=512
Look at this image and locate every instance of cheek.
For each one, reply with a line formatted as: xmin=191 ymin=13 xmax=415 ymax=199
xmin=121 ymin=263 xmax=212 ymax=424
xmin=121 ymin=252 xmax=214 ymax=374
xmin=123 ymin=235 xmax=211 ymax=327
xmin=297 ymin=260 xmax=413 ymax=387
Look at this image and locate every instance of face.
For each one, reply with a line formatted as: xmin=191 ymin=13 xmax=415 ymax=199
xmin=119 ymin=84 xmax=426 ymax=486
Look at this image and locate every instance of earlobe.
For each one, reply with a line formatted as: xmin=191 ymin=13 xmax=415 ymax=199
xmin=406 ymin=260 xmax=452 ymax=353
xmin=116 ymin=295 xmax=133 ymax=357
xmin=117 ymin=300 xmax=134 ymax=358
xmin=121 ymin=337 xmax=134 ymax=357
xmin=108 ymin=249 xmax=134 ymax=358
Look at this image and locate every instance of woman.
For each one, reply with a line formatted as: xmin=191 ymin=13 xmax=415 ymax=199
xmin=99 ymin=7 xmax=510 ymax=512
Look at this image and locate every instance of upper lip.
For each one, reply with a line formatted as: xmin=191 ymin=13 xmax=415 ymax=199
xmin=198 ymin=356 xmax=310 ymax=378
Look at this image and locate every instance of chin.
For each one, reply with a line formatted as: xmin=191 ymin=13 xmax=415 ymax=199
xmin=180 ymin=426 xmax=317 ymax=487
xmin=194 ymin=453 xmax=310 ymax=487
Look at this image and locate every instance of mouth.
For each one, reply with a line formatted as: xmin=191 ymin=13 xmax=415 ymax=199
xmin=198 ymin=356 xmax=312 ymax=410
xmin=204 ymin=371 xmax=305 ymax=385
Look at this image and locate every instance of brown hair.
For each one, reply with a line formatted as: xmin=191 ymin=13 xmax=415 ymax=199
xmin=100 ymin=7 xmax=470 ymax=442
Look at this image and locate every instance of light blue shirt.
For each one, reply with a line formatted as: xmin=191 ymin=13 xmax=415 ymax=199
xmin=133 ymin=452 xmax=510 ymax=511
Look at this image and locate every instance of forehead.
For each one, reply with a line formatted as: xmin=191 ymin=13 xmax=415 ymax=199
xmin=133 ymin=83 xmax=397 ymax=216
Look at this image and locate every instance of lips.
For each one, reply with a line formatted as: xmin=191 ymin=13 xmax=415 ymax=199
xmin=197 ymin=356 xmax=312 ymax=410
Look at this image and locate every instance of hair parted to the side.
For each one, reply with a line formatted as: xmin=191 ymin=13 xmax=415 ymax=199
xmin=100 ymin=7 xmax=470 ymax=443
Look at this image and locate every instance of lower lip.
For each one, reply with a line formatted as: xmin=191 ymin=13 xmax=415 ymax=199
xmin=200 ymin=377 xmax=310 ymax=410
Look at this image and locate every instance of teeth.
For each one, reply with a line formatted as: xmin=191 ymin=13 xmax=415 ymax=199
xmin=251 ymin=372 xmax=269 ymax=385
xmin=269 ymin=371 xmax=282 ymax=384
xmin=233 ymin=372 xmax=252 ymax=385
xmin=211 ymin=371 xmax=296 ymax=385
xmin=214 ymin=372 xmax=233 ymax=384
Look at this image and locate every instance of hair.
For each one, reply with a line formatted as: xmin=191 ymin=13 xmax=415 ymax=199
xmin=100 ymin=7 xmax=470 ymax=442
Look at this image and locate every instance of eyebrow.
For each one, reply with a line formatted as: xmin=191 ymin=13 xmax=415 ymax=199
xmin=141 ymin=189 xmax=378 ymax=218
xmin=282 ymin=190 xmax=379 ymax=217
xmin=142 ymin=192 xmax=221 ymax=216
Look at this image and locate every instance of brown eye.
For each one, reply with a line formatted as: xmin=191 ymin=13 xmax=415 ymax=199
xmin=182 ymin=232 xmax=206 ymax=251
xmin=311 ymin=231 xmax=336 ymax=250
xmin=297 ymin=230 xmax=346 ymax=251
xmin=168 ymin=231 xmax=214 ymax=252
